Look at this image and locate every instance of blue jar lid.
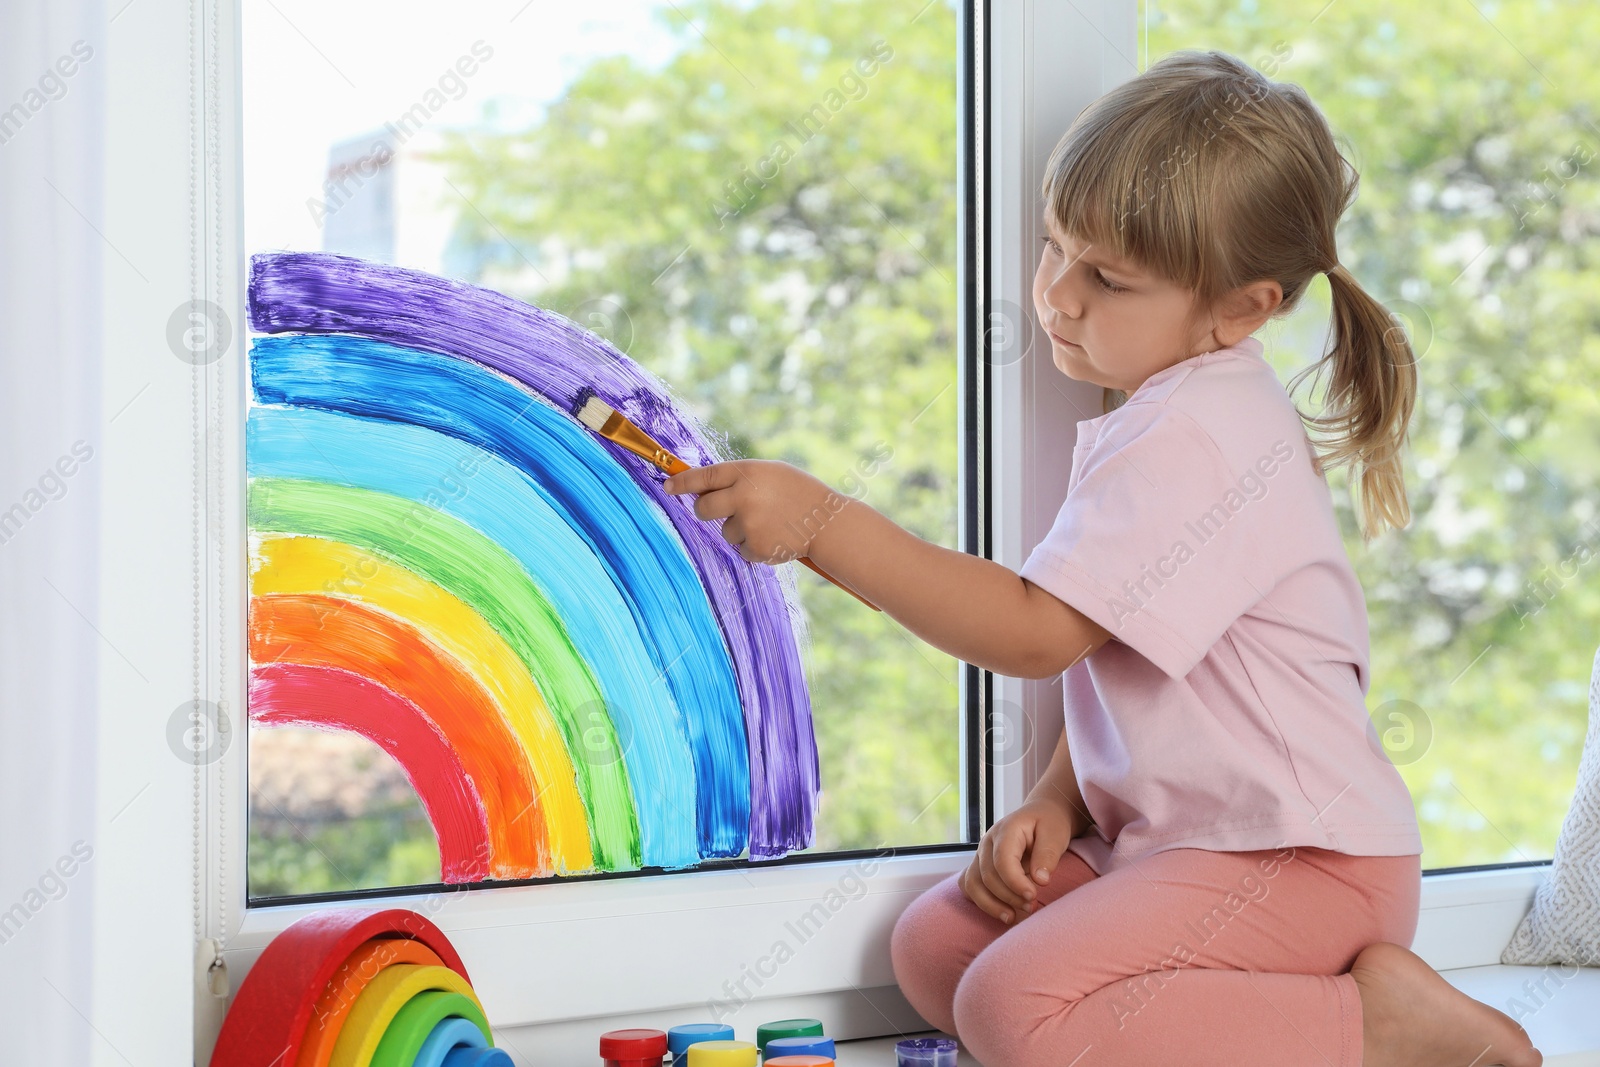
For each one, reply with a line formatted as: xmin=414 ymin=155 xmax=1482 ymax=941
xmin=669 ymin=1023 xmax=736 ymax=1055
xmin=765 ymin=1036 xmax=837 ymax=1059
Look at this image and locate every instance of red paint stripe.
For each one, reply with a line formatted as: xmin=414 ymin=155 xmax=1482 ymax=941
xmin=251 ymin=663 xmax=492 ymax=883
xmin=208 ymin=909 xmax=472 ymax=1067
xmin=250 ymin=593 xmax=552 ymax=877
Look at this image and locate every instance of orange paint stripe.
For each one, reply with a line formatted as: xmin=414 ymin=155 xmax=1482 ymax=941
xmin=250 ymin=593 xmax=550 ymax=877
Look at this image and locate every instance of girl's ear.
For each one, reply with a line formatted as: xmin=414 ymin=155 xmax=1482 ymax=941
xmin=1212 ymin=279 xmax=1283 ymax=346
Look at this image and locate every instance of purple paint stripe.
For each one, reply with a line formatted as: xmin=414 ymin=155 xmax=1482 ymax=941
xmin=247 ymin=251 xmax=818 ymax=856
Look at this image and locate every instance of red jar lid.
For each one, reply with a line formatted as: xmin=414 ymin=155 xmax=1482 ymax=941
xmin=601 ymin=1028 xmax=669 ymax=1059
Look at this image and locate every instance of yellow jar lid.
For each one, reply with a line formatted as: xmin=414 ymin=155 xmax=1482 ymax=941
xmin=686 ymin=1039 xmax=759 ymax=1066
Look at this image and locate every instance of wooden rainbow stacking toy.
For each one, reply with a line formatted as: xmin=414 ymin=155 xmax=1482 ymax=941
xmin=209 ymin=908 xmax=510 ymax=1067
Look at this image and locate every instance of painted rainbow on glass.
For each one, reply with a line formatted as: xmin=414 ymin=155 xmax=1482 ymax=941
xmin=246 ymin=251 xmax=819 ymax=882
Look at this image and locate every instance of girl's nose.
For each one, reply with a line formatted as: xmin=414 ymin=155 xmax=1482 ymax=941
xmin=1045 ymin=269 xmax=1083 ymax=318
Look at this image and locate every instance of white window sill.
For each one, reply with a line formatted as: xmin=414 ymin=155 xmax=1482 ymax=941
xmin=1437 ymin=965 xmax=1600 ymax=1067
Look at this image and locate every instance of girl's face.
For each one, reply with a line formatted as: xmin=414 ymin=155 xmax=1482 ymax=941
xmin=1032 ymin=216 xmax=1215 ymax=394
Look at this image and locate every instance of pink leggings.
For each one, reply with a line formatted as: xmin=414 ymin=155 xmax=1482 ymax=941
xmin=890 ymin=845 xmax=1421 ymax=1067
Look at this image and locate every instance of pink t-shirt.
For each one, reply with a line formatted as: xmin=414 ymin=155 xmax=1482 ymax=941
xmin=1018 ymin=334 xmax=1422 ymax=876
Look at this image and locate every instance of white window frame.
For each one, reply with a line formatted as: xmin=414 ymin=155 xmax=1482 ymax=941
xmin=86 ymin=0 xmax=1551 ymax=1061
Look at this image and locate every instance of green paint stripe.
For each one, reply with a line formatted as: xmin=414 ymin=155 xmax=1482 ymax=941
xmin=249 ymin=476 xmax=641 ymax=869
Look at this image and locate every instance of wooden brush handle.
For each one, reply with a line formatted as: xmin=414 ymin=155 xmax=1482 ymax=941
xmin=797 ymin=556 xmax=880 ymax=611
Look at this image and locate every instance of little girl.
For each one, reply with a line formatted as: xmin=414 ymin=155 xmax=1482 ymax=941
xmin=664 ymin=50 xmax=1541 ymax=1067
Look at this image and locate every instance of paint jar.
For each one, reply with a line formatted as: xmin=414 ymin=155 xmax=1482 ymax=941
xmin=600 ymin=1027 xmax=669 ymax=1067
xmin=668 ymin=1024 xmax=736 ymax=1066
xmin=764 ymin=1057 xmax=834 ymax=1067
xmin=763 ymin=1036 xmax=836 ymax=1061
xmin=755 ymin=1019 xmax=824 ymax=1059
xmin=685 ymin=1039 xmax=759 ymax=1066
xmin=895 ymin=1037 xmax=958 ymax=1067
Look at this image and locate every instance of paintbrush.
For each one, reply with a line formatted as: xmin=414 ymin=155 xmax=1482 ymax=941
xmin=573 ymin=393 xmax=880 ymax=611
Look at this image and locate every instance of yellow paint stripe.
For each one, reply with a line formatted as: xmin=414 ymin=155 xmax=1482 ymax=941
xmin=252 ymin=533 xmax=593 ymax=872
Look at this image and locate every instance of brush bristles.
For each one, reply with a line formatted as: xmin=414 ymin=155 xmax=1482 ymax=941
xmin=575 ymin=395 xmax=616 ymax=434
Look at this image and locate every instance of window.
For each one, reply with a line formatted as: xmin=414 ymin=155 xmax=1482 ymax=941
xmin=1142 ymin=0 xmax=1599 ymax=869
xmin=240 ymin=0 xmax=970 ymax=900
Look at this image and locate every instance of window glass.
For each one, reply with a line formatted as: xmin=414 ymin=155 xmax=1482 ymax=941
xmin=243 ymin=0 xmax=964 ymax=899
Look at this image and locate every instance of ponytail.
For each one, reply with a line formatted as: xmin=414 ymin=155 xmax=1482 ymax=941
xmin=1289 ymin=263 xmax=1417 ymax=540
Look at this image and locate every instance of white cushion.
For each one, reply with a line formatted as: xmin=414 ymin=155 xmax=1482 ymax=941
xmin=1502 ymin=646 xmax=1600 ymax=967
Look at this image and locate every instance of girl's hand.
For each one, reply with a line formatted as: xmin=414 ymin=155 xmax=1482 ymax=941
xmin=663 ymin=459 xmax=846 ymax=564
xmin=958 ymin=796 xmax=1080 ymax=925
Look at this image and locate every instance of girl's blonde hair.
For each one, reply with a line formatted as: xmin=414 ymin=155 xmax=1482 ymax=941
xmin=1040 ymin=49 xmax=1416 ymax=539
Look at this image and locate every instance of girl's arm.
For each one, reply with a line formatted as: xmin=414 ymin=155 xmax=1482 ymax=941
xmin=1029 ymin=728 xmax=1095 ymax=837
xmin=663 ymin=459 xmax=1111 ymax=679
xmin=808 ymin=492 xmax=1109 ymax=678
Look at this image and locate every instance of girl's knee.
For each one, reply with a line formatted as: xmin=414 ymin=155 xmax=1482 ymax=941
xmin=890 ymin=873 xmax=963 ymax=975
xmin=890 ymin=874 xmax=975 ymax=1035
xmin=952 ymin=950 xmax=1037 ymax=1067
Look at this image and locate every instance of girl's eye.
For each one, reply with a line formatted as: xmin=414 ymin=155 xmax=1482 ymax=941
xmin=1041 ymin=235 xmax=1127 ymax=293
